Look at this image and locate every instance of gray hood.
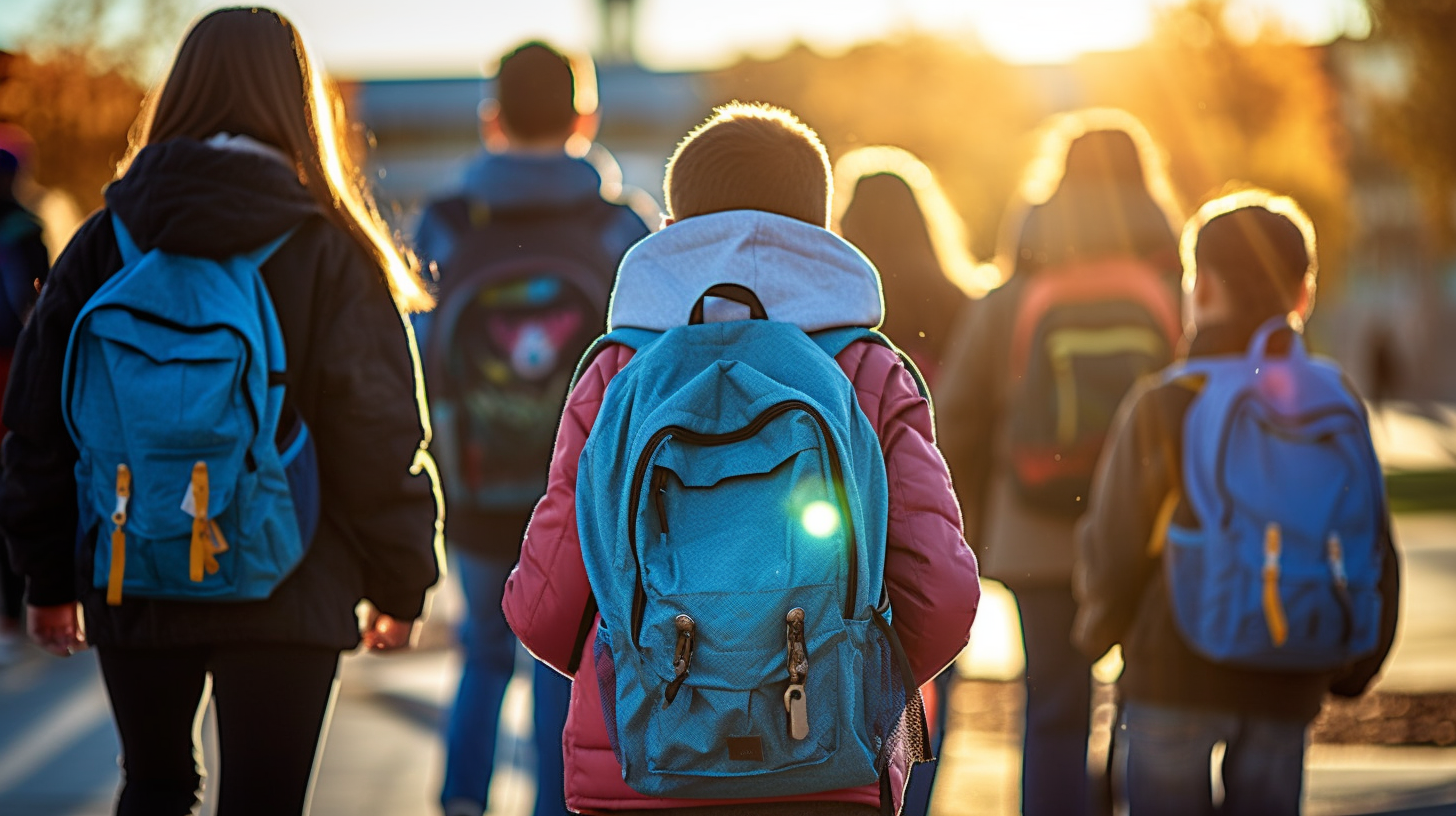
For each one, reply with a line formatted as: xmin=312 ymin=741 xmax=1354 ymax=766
xmin=607 ymin=209 xmax=884 ymax=332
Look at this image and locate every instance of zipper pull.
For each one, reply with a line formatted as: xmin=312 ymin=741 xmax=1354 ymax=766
xmin=651 ymin=467 xmax=669 ymax=535
xmin=663 ymin=614 xmax=695 ymax=707
xmin=106 ymin=464 xmax=132 ymax=607
xmin=784 ymin=607 xmax=809 ymax=740
xmin=1327 ymin=532 xmax=1347 ymax=589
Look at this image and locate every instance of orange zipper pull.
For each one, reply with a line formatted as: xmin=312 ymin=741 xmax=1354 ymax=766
xmin=1263 ymin=522 xmax=1288 ymax=647
xmin=189 ymin=462 xmax=209 ymax=582
xmin=106 ymin=464 xmax=131 ymax=606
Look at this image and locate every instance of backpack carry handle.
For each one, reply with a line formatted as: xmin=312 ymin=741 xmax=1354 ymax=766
xmin=1247 ymin=315 xmax=1307 ymax=361
xmin=689 ymin=284 xmax=768 ymax=324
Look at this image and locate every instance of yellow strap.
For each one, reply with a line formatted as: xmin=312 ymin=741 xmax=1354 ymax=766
xmin=1147 ymin=490 xmax=1180 ymax=557
xmin=1046 ymin=326 xmax=1167 ymax=445
xmin=190 ymin=462 xmax=209 ymax=583
xmin=1263 ymin=522 xmax=1288 ymax=647
xmin=107 ymin=464 xmax=131 ymax=606
xmin=107 ymin=526 xmax=126 ymax=606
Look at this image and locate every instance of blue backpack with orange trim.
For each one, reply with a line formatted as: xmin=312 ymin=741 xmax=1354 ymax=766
xmin=61 ymin=214 xmax=319 ymax=605
xmin=1162 ymin=317 xmax=1385 ymax=670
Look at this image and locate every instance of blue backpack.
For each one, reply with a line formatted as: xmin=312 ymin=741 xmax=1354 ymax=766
xmin=61 ymin=214 xmax=319 ymax=605
xmin=1162 ymin=317 xmax=1385 ymax=670
xmin=573 ymin=285 xmax=926 ymax=800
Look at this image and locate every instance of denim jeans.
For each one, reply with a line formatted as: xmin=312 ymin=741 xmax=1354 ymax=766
xmin=1114 ymin=701 xmax=1307 ymax=816
xmin=441 ymin=551 xmax=572 ymax=816
xmin=1010 ymin=584 xmax=1094 ymax=816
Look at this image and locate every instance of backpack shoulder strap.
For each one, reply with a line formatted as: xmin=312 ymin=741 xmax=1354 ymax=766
xmin=812 ymin=327 xmax=932 ymax=403
xmin=431 ymin=195 xmax=475 ymax=238
xmin=568 ymin=327 xmax=660 ymax=392
xmin=239 ymin=227 xmax=298 ymax=269
xmin=110 ymin=213 xmax=143 ymax=266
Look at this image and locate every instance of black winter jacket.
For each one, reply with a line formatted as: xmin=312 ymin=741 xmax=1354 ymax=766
xmin=0 ymin=138 xmax=441 ymax=650
xmin=1073 ymin=319 xmax=1400 ymax=722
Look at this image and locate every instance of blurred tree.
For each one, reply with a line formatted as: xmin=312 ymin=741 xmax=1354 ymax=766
xmin=1076 ymin=0 xmax=1350 ymax=288
xmin=712 ymin=37 xmax=1045 ymax=261
xmin=0 ymin=0 xmax=189 ymax=215
xmin=709 ymin=5 xmax=1350 ymax=289
xmin=1366 ymin=0 xmax=1456 ymax=252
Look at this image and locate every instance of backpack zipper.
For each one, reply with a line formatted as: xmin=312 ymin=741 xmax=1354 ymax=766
xmin=662 ymin=613 xmax=695 ymax=707
xmin=784 ymin=606 xmax=810 ymax=740
xmin=625 ymin=400 xmax=858 ymax=648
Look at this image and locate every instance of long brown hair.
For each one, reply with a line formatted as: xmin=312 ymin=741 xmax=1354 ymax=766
xmin=118 ymin=7 xmax=432 ymax=312
xmin=1001 ymin=108 xmax=1183 ymax=279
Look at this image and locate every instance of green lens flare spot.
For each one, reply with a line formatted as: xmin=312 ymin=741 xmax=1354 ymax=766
xmin=801 ymin=500 xmax=840 ymax=539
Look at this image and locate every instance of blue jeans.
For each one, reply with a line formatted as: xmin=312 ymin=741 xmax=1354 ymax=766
xmin=1115 ymin=701 xmax=1307 ymax=816
xmin=441 ymin=552 xmax=573 ymax=816
xmin=1011 ymin=584 xmax=1093 ymax=816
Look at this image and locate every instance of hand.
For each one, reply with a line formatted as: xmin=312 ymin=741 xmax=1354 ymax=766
xmin=28 ymin=603 xmax=86 ymax=657
xmin=361 ymin=608 xmax=417 ymax=653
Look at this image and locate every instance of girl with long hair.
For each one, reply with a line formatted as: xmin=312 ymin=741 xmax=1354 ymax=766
xmin=937 ymin=109 xmax=1183 ymax=816
xmin=0 ymin=8 xmax=440 ymax=814
xmin=833 ymin=145 xmax=998 ymax=384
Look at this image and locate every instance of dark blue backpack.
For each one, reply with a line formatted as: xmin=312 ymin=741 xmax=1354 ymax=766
xmin=61 ymin=214 xmax=319 ymax=605
xmin=573 ymin=285 xmax=926 ymax=800
xmin=1162 ymin=317 xmax=1385 ymax=670
xmin=423 ymin=197 xmax=615 ymax=513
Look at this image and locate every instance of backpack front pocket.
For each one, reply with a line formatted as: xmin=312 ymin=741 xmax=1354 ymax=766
xmin=642 ymin=590 xmax=846 ymax=780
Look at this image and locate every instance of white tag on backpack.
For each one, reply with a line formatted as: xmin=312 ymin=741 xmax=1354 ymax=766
xmin=180 ymin=483 xmax=199 ymax=518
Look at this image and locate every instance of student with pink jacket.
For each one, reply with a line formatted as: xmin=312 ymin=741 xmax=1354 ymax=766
xmin=503 ymin=104 xmax=978 ymax=815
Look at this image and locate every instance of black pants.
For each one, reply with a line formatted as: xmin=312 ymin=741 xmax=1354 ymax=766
xmin=0 ymin=548 xmax=23 ymax=621
xmin=97 ymin=643 xmax=340 ymax=816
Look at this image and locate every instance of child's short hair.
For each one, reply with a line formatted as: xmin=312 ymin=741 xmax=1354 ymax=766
xmin=665 ymin=102 xmax=831 ymax=227
xmin=494 ymin=41 xmax=596 ymax=141
xmin=1181 ymin=188 xmax=1318 ymax=322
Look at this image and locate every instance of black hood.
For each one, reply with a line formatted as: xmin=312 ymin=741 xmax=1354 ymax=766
xmin=104 ymin=137 xmax=320 ymax=259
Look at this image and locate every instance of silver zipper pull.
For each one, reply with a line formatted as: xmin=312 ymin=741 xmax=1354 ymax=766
xmin=785 ymin=607 xmax=809 ymax=740
xmin=663 ymin=614 xmax=695 ymax=707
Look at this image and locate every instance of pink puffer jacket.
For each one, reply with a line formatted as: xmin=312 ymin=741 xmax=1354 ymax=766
xmin=503 ymin=339 xmax=980 ymax=814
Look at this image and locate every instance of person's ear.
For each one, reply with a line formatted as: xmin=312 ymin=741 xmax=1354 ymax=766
xmin=479 ymin=99 xmax=508 ymax=152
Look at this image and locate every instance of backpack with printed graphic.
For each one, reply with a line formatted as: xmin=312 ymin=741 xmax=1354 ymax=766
xmin=1162 ymin=317 xmax=1385 ymax=670
xmin=1007 ymin=258 xmax=1180 ymax=516
xmin=570 ymin=285 xmax=929 ymax=801
xmin=423 ymin=197 xmax=617 ymax=513
xmin=61 ymin=214 xmax=319 ymax=605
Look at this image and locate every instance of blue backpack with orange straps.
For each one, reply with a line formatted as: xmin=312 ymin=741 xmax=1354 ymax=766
xmin=1162 ymin=317 xmax=1385 ymax=670
xmin=62 ymin=214 xmax=319 ymax=605
xmin=572 ymin=285 xmax=928 ymax=800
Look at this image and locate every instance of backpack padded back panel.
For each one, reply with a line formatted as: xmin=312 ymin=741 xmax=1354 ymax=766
xmin=576 ymin=316 xmax=910 ymax=798
xmin=1164 ymin=320 xmax=1385 ymax=670
xmin=1008 ymin=260 xmax=1179 ymax=516
xmin=62 ymin=215 xmax=311 ymax=603
xmin=425 ymin=198 xmax=614 ymax=513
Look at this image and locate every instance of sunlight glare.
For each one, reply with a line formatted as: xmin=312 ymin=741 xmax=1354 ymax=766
xmin=801 ymin=500 xmax=841 ymax=539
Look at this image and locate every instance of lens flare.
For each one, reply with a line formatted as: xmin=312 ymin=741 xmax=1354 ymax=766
xmin=801 ymin=501 xmax=840 ymax=538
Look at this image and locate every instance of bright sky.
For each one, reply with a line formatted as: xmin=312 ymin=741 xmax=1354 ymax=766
xmin=0 ymin=0 xmax=1371 ymax=79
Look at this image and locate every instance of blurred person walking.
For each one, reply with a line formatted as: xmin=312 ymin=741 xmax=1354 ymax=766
xmin=1074 ymin=191 xmax=1399 ymax=815
xmin=937 ymin=110 xmax=1182 ymax=816
xmin=0 ymin=125 xmax=49 ymax=667
xmin=833 ymin=145 xmax=983 ymax=382
xmin=412 ymin=41 xmax=651 ymax=816
xmin=0 ymin=8 xmax=441 ymax=815
xmin=833 ymin=145 xmax=990 ymax=816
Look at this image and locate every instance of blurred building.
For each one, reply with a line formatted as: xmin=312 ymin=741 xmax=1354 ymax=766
xmin=346 ymin=64 xmax=707 ymax=233
xmin=1324 ymin=36 xmax=1456 ymax=403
